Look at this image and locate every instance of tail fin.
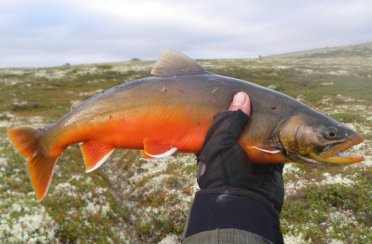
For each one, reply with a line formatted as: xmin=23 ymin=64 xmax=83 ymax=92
xmin=7 ymin=127 xmax=58 ymax=201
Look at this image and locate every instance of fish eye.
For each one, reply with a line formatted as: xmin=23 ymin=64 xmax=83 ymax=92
xmin=323 ymin=127 xmax=338 ymax=140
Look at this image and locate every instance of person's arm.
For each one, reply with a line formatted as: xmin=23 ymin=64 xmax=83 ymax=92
xmin=182 ymin=92 xmax=284 ymax=244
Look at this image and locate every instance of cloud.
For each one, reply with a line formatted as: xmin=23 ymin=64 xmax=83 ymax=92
xmin=1 ymin=0 xmax=372 ymax=67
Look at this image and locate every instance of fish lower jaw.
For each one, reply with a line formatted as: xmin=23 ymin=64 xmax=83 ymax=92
xmin=292 ymin=151 xmax=364 ymax=165
xmin=313 ymin=136 xmax=365 ymax=165
xmin=309 ymin=152 xmax=364 ymax=165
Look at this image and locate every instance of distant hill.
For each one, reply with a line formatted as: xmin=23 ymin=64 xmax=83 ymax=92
xmin=269 ymin=42 xmax=372 ymax=59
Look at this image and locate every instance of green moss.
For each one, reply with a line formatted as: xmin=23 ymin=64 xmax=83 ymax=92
xmin=182 ymin=164 xmax=197 ymax=175
xmin=282 ymin=180 xmax=372 ymax=243
xmin=331 ymin=112 xmax=365 ymax=123
xmin=164 ymin=176 xmax=183 ymax=189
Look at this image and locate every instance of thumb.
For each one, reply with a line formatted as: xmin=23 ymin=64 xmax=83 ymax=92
xmin=229 ymin=92 xmax=251 ymax=115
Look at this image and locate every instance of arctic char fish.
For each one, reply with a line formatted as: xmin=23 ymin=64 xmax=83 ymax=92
xmin=8 ymin=50 xmax=364 ymax=201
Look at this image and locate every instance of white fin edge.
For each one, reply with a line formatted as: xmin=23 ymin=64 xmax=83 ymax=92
xmin=85 ymin=149 xmax=115 ymax=173
xmin=251 ymin=146 xmax=281 ymax=154
xmin=145 ymin=147 xmax=178 ymax=158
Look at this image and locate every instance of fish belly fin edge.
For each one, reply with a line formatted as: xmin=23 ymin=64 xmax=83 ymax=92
xmin=140 ymin=150 xmax=153 ymax=159
xmin=143 ymin=138 xmax=177 ymax=159
xmin=250 ymin=146 xmax=282 ymax=154
xmin=80 ymin=141 xmax=114 ymax=173
xmin=8 ymin=127 xmax=58 ymax=201
xmin=244 ymin=145 xmax=288 ymax=163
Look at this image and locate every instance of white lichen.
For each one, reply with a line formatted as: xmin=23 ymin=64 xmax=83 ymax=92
xmin=0 ymin=199 xmax=57 ymax=243
xmin=159 ymin=234 xmax=179 ymax=244
xmin=284 ymin=233 xmax=309 ymax=244
xmin=320 ymin=173 xmax=355 ymax=185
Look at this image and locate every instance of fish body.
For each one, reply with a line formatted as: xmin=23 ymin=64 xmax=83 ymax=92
xmin=45 ymin=74 xmax=296 ymax=160
xmin=7 ymin=51 xmax=364 ymax=201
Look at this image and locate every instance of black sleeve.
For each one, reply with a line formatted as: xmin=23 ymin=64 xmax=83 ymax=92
xmin=184 ymin=187 xmax=284 ymax=244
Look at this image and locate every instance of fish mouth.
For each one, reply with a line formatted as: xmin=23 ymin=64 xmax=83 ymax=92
xmin=308 ymin=136 xmax=364 ymax=165
xmin=291 ymin=135 xmax=364 ymax=165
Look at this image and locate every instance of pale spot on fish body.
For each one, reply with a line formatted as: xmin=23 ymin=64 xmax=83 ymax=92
xmin=211 ymin=87 xmax=219 ymax=95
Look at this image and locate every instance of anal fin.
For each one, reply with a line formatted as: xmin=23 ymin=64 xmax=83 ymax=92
xmin=80 ymin=141 xmax=114 ymax=173
xmin=143 ymin=138 xmax=177 ymax=159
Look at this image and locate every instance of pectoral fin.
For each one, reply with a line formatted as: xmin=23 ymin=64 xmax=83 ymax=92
xmin=80 ymin=141 xmax=114 ymax=173
xmin=143 ymin=138 xmax=177 ymax=159
xmin=246 ymin=145 xmax=288 ymax=163
xmin=251 ymin=146 xmax=281 ymax=154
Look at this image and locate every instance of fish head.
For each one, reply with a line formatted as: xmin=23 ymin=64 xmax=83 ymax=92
xmin=279 ymin=111 xmax=364 ymax=165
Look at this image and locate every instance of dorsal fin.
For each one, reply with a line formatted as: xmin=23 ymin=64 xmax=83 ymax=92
xmin=151 ymin=50 xmax=207 ymax=76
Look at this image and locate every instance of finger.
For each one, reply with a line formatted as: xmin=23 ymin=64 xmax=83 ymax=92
xmin=228 ymin=92 xmax=251 ymax=116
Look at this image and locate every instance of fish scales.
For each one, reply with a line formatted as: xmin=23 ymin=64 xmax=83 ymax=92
xmin=7 ymin=50 xmax=364 ymax=201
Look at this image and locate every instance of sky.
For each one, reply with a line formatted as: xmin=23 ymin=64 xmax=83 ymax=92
xmin=1 ymin=0 xmax=372 ymax=67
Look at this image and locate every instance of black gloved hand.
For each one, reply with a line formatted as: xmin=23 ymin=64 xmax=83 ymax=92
xmin=183 ymin=92 xmax=284 ymax=243
xmin=197 ymin=110 xmax=284 ymax=213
